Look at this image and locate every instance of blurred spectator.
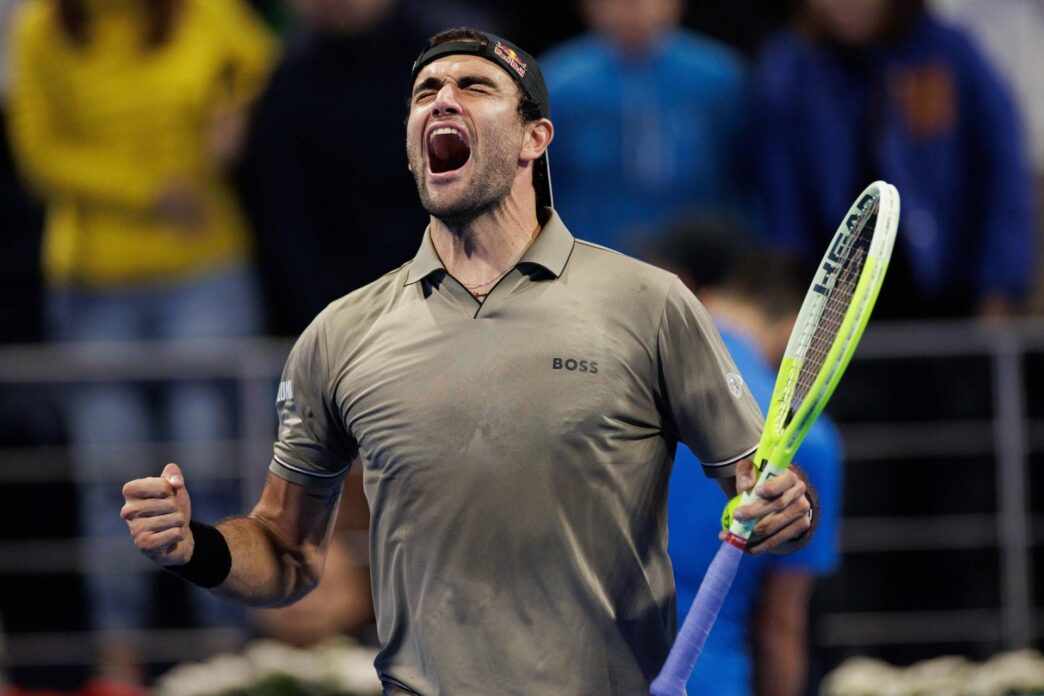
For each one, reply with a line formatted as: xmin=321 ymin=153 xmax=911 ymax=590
xmin=6 ymin=0 xmax=276 ymax=685
xmin=651 ymin=225 xmax=841 ymax=696
xmin=540 ymin=0 xmax=750 ymax=255
xmin=0 ymin=0 xmax=43 ymax=344
xmin=683 ymin=0 xmax=797 ymax=58
xmin=238 ymin=0 xmax=431 ymax=335
xmin=246 ymin=0 xmax=297 ymax=35
xmin=399 ymin=0 xmax=504 ymax=38
xmin=753 ymin=0 xmax=1036 ymax=319
xmin=929 ymin=0 xmax=1044 ymax=313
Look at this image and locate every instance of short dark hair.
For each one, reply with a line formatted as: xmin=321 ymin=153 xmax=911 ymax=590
xmin=647 ymin=216 xmax=755 ymax=292
xmin=648 ymin=216 xmax=808 ymax=320
xmin=720 ymin=250 xmax=809 ymax=321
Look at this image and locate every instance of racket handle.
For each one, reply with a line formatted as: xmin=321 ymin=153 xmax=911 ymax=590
xmin=650 ymin=538 xmax=745 ymax=696
xmin=728 ymin=460 xmax=789 ymax=539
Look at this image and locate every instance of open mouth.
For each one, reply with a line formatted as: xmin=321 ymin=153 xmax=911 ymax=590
xmin=427 ymin=126 xmax=471 ymax=174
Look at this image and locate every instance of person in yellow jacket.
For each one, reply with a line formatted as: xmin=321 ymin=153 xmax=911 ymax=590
xmin=6 ymin=0 xmax=276 ymax=686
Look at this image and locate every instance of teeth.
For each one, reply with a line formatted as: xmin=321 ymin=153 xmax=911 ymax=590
xmin=429 ymin=127 xmax=465 ymax=141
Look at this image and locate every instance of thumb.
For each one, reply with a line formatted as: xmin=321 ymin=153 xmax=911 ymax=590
xmin=163 ymin=462 xmax=185 ymax=490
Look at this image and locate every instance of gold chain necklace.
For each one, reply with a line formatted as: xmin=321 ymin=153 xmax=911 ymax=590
xmin=460 ymin=267 xmax=513 ymax=290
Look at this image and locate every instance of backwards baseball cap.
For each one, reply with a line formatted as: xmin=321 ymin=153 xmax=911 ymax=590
xmin=410 ymin=30 xmax=554 ymax=211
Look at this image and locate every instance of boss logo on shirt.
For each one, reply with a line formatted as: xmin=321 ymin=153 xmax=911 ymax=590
xmin=552 ymin=357 xmax=598 ymax=374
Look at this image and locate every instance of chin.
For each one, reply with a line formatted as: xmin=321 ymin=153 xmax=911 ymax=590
xmin=421 ymin=193 xmax=497 ymax=227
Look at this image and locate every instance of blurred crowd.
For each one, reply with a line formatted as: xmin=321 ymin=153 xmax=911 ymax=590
xmin=0 ymin=0 xmax=1041 ymax=693
xmin=1 ymin=0 xmax=1039 ymax=342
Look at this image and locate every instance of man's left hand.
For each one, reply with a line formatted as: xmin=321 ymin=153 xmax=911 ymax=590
xmin=719 ymin=459 xmax=812 ymax=555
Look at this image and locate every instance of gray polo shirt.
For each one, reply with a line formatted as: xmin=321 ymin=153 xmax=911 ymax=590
xmin=270 ymin=210 xmax=762 ymax=695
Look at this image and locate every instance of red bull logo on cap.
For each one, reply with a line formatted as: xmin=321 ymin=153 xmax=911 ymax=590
xmin=494 ymin=41 xmax=528 ymax=79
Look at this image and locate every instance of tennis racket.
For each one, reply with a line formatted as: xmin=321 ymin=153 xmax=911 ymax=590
xmin=651 ymin=180 xmax=900 ymax=696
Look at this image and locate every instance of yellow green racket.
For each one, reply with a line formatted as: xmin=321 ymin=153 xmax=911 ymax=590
xmin=652 ymin=180 xmax=900 ymax=696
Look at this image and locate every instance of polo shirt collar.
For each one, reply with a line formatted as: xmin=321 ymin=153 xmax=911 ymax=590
xmin=518 ymin=208 xmax=574 ymax=278
xmin=404 ymin=226 xmax=444 ymax=285
xmin=404 ymin=208 xmax=575 ymax=285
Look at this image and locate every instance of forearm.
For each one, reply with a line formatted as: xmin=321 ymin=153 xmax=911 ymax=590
xmin=192 ymin=474 xmax=343 ymax=607
xmin=210 ymin=513 xmax=328 ymax=607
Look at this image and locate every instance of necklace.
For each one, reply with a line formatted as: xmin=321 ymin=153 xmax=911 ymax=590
xmin=460 ymin=267 xmax=513 ymax=290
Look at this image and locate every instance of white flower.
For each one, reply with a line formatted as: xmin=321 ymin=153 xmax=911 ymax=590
xmin=154 ymin=637 xmax=383 ymax=695
xmin=822 ymin=650 xmax=1044 ymax=696
xmin=155 ymin=654 xmax=254 ymax=696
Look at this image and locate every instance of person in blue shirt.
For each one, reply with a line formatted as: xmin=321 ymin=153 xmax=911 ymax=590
xmin=540 ymin=0 xmax=750 ymax=255
xmin=653 ymin=230 xmax=842 ymax=696
xmin=753 ymin=0 xmax=1035 ymax=319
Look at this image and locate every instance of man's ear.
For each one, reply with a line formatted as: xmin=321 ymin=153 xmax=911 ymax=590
xmin=520 ymin=118 xmax=554 ymax=164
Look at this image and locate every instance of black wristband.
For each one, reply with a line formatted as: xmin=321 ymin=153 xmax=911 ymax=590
xmin=165 ymin=520 xmax=232 ymax=589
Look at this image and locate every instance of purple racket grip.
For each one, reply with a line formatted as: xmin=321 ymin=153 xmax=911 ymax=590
xmin=650 ymin=536 xmax=745 ymax=696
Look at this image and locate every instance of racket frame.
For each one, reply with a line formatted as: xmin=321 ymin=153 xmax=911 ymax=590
xmin=728 ymin=181 xmax=899 ymax=539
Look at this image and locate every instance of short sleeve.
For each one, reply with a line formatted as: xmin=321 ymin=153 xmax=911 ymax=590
xmin=657 ymin=278 xmax=763 ymax=478
xmin=270 ymin=316 xmax=357 ymax=487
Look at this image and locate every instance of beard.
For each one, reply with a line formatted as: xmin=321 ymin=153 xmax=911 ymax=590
xmin=408 ymin=132 xmax=519 ymax=228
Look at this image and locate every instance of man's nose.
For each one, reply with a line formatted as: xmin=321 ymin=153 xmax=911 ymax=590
xmin=432 ymin=85 xmax=462 ymax=116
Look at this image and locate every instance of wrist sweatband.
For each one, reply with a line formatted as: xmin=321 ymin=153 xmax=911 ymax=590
xmin=165 ymin=520 xmax=232 ymax=588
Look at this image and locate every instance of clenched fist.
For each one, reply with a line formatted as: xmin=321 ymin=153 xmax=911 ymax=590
xmin=121 ymin=462 xmax=195 ymax=566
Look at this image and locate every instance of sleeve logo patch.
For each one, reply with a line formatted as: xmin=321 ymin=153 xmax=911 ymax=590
xmin=726 ymin=372 xmax=744 ymax=398
xmin=277 ymin=379 xmax=294 ymax=402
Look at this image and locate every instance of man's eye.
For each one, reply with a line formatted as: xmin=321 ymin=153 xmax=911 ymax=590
xmin=415 ymin=91 xmax=435 ymax=102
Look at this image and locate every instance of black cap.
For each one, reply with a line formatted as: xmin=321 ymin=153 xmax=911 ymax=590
xmin=411 ymin=31 xmax=553 ymax=210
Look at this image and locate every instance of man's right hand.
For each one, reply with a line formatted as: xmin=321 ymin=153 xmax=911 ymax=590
xmin=121 ymin=462 xmax=195 ymax=566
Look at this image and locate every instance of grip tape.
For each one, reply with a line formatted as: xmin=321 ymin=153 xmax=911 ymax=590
xmin=650 ymin=540 xmax=744 ymax=696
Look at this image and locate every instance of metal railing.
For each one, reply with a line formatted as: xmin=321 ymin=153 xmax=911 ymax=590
xmin=824 ymin=319 xmax=1044 ymax=650
xmin=0 ymin=319 xmax=1040 ymax=666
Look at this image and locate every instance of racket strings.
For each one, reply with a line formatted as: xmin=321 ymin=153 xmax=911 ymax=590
xmin=790 ymin=201 xmax=878 ymax=412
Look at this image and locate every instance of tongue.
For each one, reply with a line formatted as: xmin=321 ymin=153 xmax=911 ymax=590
xmin=429 ymin=133 xmax=471 ymax=173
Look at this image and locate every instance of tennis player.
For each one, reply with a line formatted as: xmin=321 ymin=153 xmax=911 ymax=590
xmin=121 ymin=28 xmax=815 ymax=695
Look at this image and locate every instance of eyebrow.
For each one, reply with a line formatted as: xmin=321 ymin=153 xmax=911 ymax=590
xmin=412 ymin=74 xmax=500 ymax=97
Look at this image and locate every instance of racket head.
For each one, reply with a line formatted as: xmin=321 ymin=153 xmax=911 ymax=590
xmin=753 ymin=181 xmax=899 ymax=471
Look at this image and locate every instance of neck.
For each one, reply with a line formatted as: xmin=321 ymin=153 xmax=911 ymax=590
xmin=429 ymin=187 xmax=540 ymax=287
